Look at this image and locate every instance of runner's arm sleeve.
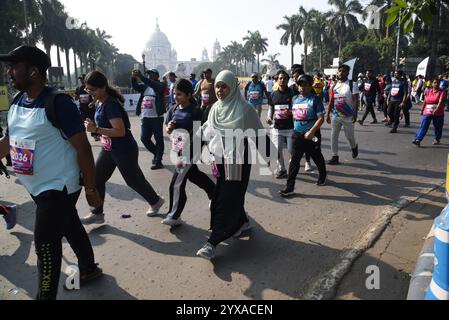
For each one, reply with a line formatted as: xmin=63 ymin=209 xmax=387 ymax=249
xmin=54 ymin=95 xmax=85 ymax=139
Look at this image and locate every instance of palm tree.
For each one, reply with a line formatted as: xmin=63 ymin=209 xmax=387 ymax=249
xmin=277 ymin=15 xmax=300 ymax=67
xmin=261 ymin=53 xmax=280 ymax=65
xmin=243 ymin=31 xmax=269 ymax=73
xmin=297 ymin=6 xmax=314 ymax=73
xmin=243 ymin=42 xmax=256 ymax=74
xmin=309 ymin=10 xmax=331 ymax=71
xmin=328 ymin=0 xmax=363 ymax=59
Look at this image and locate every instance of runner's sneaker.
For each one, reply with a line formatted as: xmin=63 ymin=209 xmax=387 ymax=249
xmin=433 ymin=140 xmax=440 ymax=145
xmin=3 ymin=205 xmax=17 ymax=230
xmin=279 ymin=189 xmax=294 ymax=198
xmin=275 ymin=170 xmax=288 ymax=179
xmin=233 ymin=221 xmax=252 ymax=238
xmin=305 ymin=161 xmax=313 ymax=172
xmin=80 ymin=213 xmax=105 ymax=225
xmin=196 ymin=243 xmax=216 ymax=260
xmin=316 ymin=174 xmax=327 ymax=186
xmin=161 ymin=217 xmax=183 ymax=227
xmin=412 ymin=140 xmax=421 ymax=147
xmin=63 ymin=264 xmax=103 ymax=291
xmin=147 ymin=197 xmax=165 ymax=217
xmin=80 ymin=264 xmax=103 ymax=285
xmin=352 ymin=145 xmax=359 ymax=159
xmin=328 ymin=156 xmax=340 ymax=165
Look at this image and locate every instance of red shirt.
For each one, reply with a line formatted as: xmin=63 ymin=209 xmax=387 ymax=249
xmin=424 ymin=89 xmax=446 ymax=116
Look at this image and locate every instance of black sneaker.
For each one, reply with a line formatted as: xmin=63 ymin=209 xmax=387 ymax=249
xmin=279 ymin=189 xmax=294 ymax=198
xmin=352 ymin=145 xmax=359 ymax=159
xmin=384 ymin=122 xmax=392 ymax=127
xmin=151 ymin=162 xmax=164 ymax=170
xmin=390 ymin=128 xmax=397 ymax=133
xmin=276 ymin=170 xmax=288 ymax=179
xmin=370 ymin=120 xmax=378 ymax=124
xmin=316 ymin=176 xmax=327 ymax=186
xmin=328 ymin=156 xmax=340 ymax=165
xmin=63 ymin=264 xmax=103 ymax=291
xmin=412 ymin=140 xmax=421 ymax=147
xmin=80 ymin=264 xmax=103 ymax=285
xmin=357 ymin=120 xmax=364 ymax=126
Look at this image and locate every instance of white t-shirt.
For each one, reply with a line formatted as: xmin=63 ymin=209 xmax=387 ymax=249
xmin=141 ymin=87 xmax=159 ymax=119
xmin=332 ymin=80 xmax=360 ymax=118
xmin=264 ymin=80 xmax=274 ymax=93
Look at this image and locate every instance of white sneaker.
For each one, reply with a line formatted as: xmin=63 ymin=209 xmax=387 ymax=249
xmin=80 ymin=213 xmax=105 ymax=225
xmin=147 ymin=197 xmax=165 ymax=217
xmin=233 ymin=221 xmax=252 ymax=238
xmin=161 ymin=217 xmax=183 ymax=227
xmin=305 ymin=161 xmax=313 ymax=172
xmin=196 ymin=243 xmax=216 ymax=260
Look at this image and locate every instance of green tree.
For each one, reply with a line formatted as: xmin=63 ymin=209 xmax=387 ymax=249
xmin=276 ymin=15 xmax=300 ymax=67
xmin=243 ymin=30 xmax=269 ymax=73
xmin=328 ymin=0 xmax=363 ymax=59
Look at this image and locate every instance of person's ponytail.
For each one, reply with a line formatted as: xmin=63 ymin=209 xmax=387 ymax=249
xmin=106 ymin=86 xmax=125 ymax=104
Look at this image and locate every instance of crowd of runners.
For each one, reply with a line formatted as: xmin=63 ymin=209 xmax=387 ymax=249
xmin=0 ymin=45 xmax=448 ymax=299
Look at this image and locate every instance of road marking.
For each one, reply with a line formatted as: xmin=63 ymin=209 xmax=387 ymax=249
xmin=303 ymin=183 xmax=443 ymax=300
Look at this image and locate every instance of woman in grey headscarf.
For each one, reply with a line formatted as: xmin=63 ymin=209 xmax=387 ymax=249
xmin=197 ymin=70 xmax=267 ymax=260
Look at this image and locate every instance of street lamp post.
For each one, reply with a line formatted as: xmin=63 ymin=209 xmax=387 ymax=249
xmin=22 ymin=0 xmax=30 ymax=44
xmin=395 ymin=11 xmax=402 ymax=72
xmin=142 ymin=54 xmax=146 ymax=73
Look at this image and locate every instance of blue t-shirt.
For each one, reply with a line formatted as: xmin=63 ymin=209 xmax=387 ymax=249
xmin=292 ymin=94 xmax=325 ymax=134
xmin=94 ymin=97 xmax=137 ymax=154
xmin=390 ymin=78 xmax=407 ymax=102
xmin=165 ymin=103 xmax=202 ymax=133
xmin=440 ymin=79 xmax=449 ymax=91
xmin=247 ymin=82 xmax=265 ymax=106
xmin=6 ymin=87 xmax=84 ymax=138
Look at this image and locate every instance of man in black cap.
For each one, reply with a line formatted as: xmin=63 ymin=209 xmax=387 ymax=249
xmin=168 ymin=71 xmax=177 ymax=107
xmin=75 ymin=74 xmax=96 ymax=137
xmin=0 ymin=45 xmax=103 ymax=299
xmin=190 ymin=73 xmax=198 ymax=89
xmin=131 ymin=68 xmax=167 ymax=169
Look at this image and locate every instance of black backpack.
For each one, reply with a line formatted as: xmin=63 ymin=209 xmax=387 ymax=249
xmin=13 ymin=88 xmax=74 ymax=139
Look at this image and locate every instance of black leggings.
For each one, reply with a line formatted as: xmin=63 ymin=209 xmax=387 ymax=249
xmin=92 ymin=148 xmax=160 ymax=214
xmin=286 ymin=131 xmax=327 ymax=191
xmin=167 ymin=164 xmax=215 ymax=220
xmin=32 ymin=188 xmax=96 ymax=300
xmin=362 ymin=96 xmax=377 ymax=122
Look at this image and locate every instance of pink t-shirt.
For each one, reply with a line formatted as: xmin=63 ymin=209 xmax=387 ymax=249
xmin=424 ymin=89 xmax=446 ymax=116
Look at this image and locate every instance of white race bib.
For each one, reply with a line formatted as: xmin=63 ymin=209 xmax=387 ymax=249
xmin=9 ymin=137 xmax=36 ymax=176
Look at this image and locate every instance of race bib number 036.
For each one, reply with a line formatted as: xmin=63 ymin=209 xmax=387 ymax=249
xmin=9 ymin=137 xmax=36 ymax=176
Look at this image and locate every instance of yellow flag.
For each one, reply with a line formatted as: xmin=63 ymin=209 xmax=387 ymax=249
xmin=0 ymin=86 xmax=9 ymax=111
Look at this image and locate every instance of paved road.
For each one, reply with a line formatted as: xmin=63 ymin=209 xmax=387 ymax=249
xmin=0 ymin=104 xmax=448 ymax=300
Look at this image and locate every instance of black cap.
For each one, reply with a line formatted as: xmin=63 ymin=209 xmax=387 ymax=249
xmin=0 ymin=45 xmax=51 ymax=73
xmin=297 ymin=74 xmax=314 ymax=86
xmin=147 ymin=69 xmax=159 ymax=76
xmin=78 ymin=74 xmax=86 ymax=80
xmin=168 ymin=72 xmax=177 ymax=78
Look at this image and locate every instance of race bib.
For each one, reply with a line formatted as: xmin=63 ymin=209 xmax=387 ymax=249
xmin=9 ymin=137 xmax=35 ymax=176
xmin=100 ymin=135 xmax=112 ymax=151
xmin=274 ymin=105 xmax=291 ymax=120
xmin=171 ymin=131 xmax=188 ymax=153
xmin=210 ymin=155 xmax=220 ymax=179
xmin=249 ymin=91 xmax=261 ymax=100
xmin=292 ymin=104 xmax=309 ymax=121
xmin=423 ymin=104 xmax=437 ymax=116
xmin=79 ymin=94 xmax=90 ymax=104
xmin=142 ymin=96 xmax=154 ymax=110
xmin=364 ymin=83 xmax=372 ymax=92
xmin=391 ymin=87 xmax=400 ymax=97
xmin=201 ymin=93 xmax=210 ymax=105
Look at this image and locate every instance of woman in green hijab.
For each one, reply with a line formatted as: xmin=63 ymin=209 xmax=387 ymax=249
xmin=197 ymin=70 xmax=267 ymax=260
